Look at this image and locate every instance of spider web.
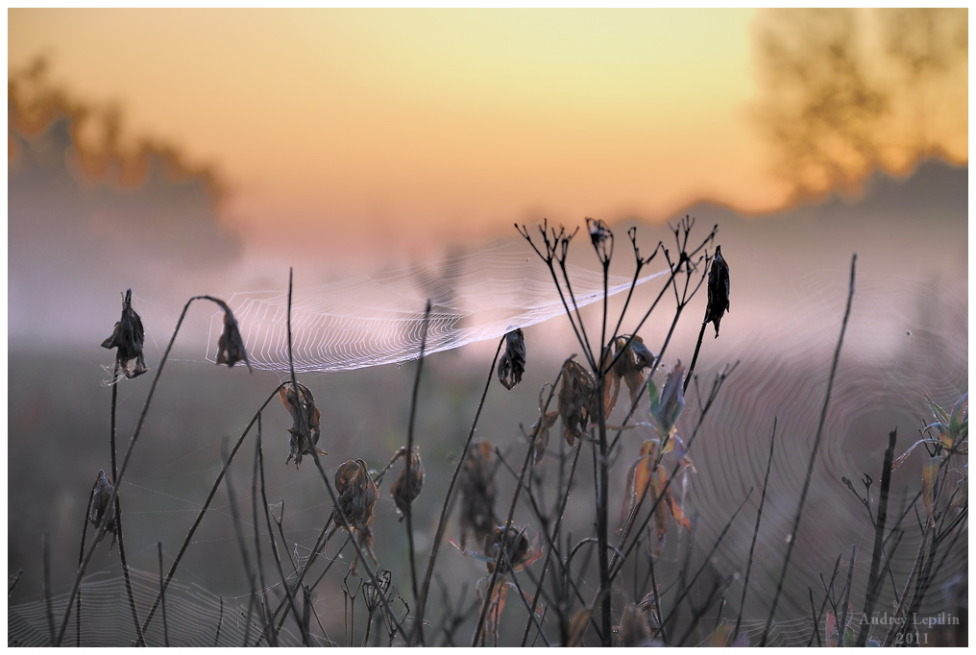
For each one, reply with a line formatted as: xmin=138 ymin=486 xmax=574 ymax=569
xmin=206 ymin=239 xmax=668 ymax=373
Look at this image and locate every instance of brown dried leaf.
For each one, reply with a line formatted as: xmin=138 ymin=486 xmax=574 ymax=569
xmin=498 ymin=328 xmax=526 ymax=390
xmin=705 ymin=245 xmax=730 ymax=338
xmin=528 ymin=411 xmax=559 ymax=463
xmin=558 ymin=357 xmax=597 ymax=446
xmin=279 ymin=381 xmax=325 ymax=468
xmin=101 ymin=289 xmax=148 ymax=379
xmin=88 ymin=469 xmax=117 ymax=534
xmin=214 ymin=303 xmax=252 ymax=371
xmin=618 ymin=603 xmax=653 ymax=646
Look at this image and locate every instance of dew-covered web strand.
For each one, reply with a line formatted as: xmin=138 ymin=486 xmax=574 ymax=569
xmin=207 ymin=239 xmax=669 ymax=373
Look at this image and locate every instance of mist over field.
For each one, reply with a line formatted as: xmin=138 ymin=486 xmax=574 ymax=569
xmin=8 ymin=8 xmax=967 ymax=646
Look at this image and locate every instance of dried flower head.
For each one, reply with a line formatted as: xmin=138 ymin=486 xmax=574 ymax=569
xmin=497 ymin=328 xmax=526 ymax=390
xmin=390 ymin=447 xmax=424 ymax=521
xmin=459 ymin=442 xmax=499 ymax=550
xmin=604 ymin=335 xmax=656 ymax=415
xmin=101 ymin=289 xmax=148 ymax=379
xmin=558 ymin=357 xmax=598 ymax=446
xmin=214 ymin=302 xmax=252 ymax=371
xmin=332 ymin=459 xmax=379 ymax=571
xmin=88 ymin=469 xmax=117 ymax=535
xmin=484 ymin=525 xmax=531 ymax=575
xmin=704 ymin=245 xmax=730 ymax=338
xmin=278 ymin=381 xmax=326 ymax=468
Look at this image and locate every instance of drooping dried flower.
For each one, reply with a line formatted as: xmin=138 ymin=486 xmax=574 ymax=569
xmin=278 ymin=381 xmax=326 ymax=468
xmin=214 ymin=302 xmax=252 ymax=371
xmin=704 ymin=245 xmax=730 ymax=338
xmin=88 ymin=469 xmax=117 ymax=535
xmin=459 ymin=442 xmax=499 ymax=550
xmin=558 ymin=357 xmax=598 ymax=446
xmin=527 ymin=409 xmax=559 ymax=464
xmin=497 ymin=328 xmax=526 ymax=390
xmin=390 ymin=447 xmax=424 ymax=521
xmin=603 ymin=335 xmax=656 ymax=415
xmin=332 ymin=459 xmax=379 ymax=570
xmin=101 ymin=289 xmax=148 ymax=379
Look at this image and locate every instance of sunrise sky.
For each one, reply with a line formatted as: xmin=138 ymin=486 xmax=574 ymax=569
xmin=11 ymin=7 xmax=966 ymax=276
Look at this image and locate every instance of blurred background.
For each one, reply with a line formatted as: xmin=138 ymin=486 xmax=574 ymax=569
xmin=7 ymin=7 xmax=968 ymax=645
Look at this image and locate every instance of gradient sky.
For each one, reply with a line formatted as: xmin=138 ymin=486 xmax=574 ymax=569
xmin=7 ymin=8 xmax=968 ymax=275
xmin=7 ymin=9 xmax=777 ymax=266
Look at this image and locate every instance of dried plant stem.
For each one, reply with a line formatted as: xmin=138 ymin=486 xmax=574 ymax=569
xmin=56 ymin=294 xmax=234 ymax=645
xmin=684 ymin=320 xmax=708 ymax=394
xmin=837 ymin=545 xmax=857 ymax=646
xmin=138 ymin=385 xmax=287 ymax=637
xmin=404 ymin=300 xmax=432 ymax=607
xmin=411 ymin=335 xmax=506 ymax=645
xmin=855 ymin=429 xmax=897 ymax=646
xmin=760 ymin=253 xmax=857 ymax=646
xmin=284 ymin=269 xmax=405 ymax=643
xmin=733 ymin=419 xmax=777 ymax=640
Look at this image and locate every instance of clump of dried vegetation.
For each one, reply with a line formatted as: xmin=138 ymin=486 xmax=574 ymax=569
xmin=14 ymin=218 xmax=967 ymax=647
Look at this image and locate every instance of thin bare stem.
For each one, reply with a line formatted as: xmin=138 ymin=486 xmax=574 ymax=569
xmin=411 ymin=335 xmax=506 ymax=645
xmin=404 ymin=300 xmax=432 ymax=607
xmin=733 ymin=419 xmax=777 ymax=639
xmin=760 ymin=253 xmax=857 ymax=646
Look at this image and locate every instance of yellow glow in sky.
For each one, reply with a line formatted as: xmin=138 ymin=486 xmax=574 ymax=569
xmin=7 ymin=8 xmax=965 ymax=269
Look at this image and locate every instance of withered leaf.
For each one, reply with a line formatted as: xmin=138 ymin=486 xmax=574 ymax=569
xmin=497 ymin=328 xmax=526 ymax=390
xmin=101 ymin=289 xmax=148 ymax=379
xmin=332 ymin=459 xmax=379 ymax=571
xmin=558 ymin=357 xmax=597 ymax=446
xmin=484 ymin=525 xmax=531 ymax=575
xmin=214 ymin=303 xmax=252 ymax=371
xmin=279 ymin=381 xmax=325 ymax=468
xmin=88 ymin=469 xmax=117 ymax=535
xmin=704 ymin=245 xmax=730 ymax=338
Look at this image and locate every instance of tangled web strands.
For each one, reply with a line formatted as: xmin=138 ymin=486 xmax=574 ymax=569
xmin=209 ymin=241 xmax=668 ymax=373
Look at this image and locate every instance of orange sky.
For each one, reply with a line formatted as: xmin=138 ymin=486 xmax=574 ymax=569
xmin=7 ymin=8 xmax=968 ymax=272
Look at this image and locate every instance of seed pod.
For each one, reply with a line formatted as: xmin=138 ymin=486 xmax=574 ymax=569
xmin=390 ymin=447 xmax=424 ymax=521
xmin=88 ymin=469 xmax=117 ymax=534
xmin=497 ymin=328 xmax=526 ymax=390
xmin=279 ymin=381 xmax=326 ymax=468
xmin=704 ymin=245 xmax=730 ymax=338
xmin=101 ymin=289 xmax=148 ymax=379
xmin=459 ymin=442 xmax=498 ymax=550
xmin=558 ymin=357 xmax=597 ymax=446
xmin=333 ymin=459 xmax=378 ymax=533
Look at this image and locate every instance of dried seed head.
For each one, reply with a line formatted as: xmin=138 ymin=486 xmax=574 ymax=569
xmin=88 ymin=469 xmax=117 ymax=534
xmin=704 ymin=245 xmax=730 ymax=338
xmin=484 ymin=525 xmax=531 ymax=575
xmin=390 ymin=447 xmax=424 ymax=521
xmin=333 ymin=459 xmax=378 ymax=533
xmin=604 ymin=335 xmax=657 ymax=415
xmin=278 ymin=381 xmax=325 ymax=468
xmin=497 ymin=328 xmax=526 ymax=390
xmin=586 ymin=216 xmax=612 ymax=248
xmin=558 ymin=357 xmax=597 ymax=446
xmin=101 ymin=289 xmax=148 ymax=379
xmin=459 ymin=442 xmax=498 ymax=550
xmin=215 ymin=303 xmax=252 ymax=371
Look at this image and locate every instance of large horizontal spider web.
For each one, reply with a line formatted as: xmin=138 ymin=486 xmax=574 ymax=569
xmin=207 ymin=239 xmax=668 ymax=372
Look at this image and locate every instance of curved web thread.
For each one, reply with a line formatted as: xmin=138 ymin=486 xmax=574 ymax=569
xmin=208 ymin=240 xmax=668 ymax=372
xmin=7 ymin=568 xmax=323 ymax=647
